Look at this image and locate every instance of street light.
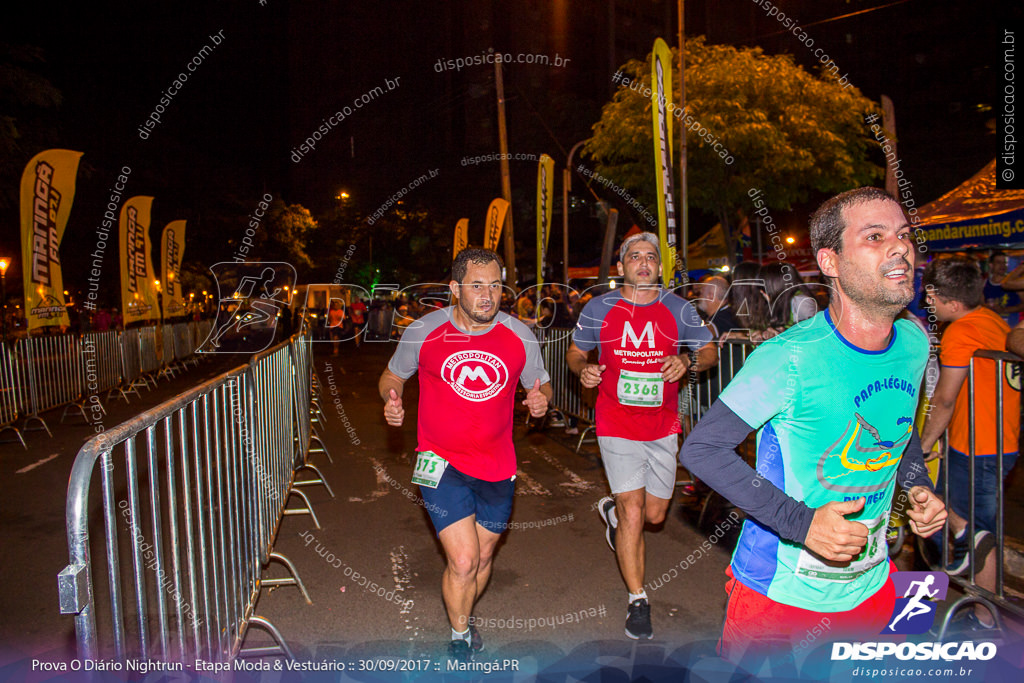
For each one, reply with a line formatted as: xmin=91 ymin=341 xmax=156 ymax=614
xmin=0 ymin=257 xmax=8 ymax=342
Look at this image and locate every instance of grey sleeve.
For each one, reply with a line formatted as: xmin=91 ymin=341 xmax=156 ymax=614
xmin=509 ymin=318 xmax=551 ymax=388
xmin=679 ymin=400 xmax=816 ymax=544
xmin=671 ymin=295 xmax=714 ymax=351
xmin=571 ymin=298 xmax=603 ymax=352
xmin=386 ymin=310 xmax=448 ymax=379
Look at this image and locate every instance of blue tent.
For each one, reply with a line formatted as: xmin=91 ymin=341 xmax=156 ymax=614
xmin=919 ymin=160 xmax=1024 ymax=251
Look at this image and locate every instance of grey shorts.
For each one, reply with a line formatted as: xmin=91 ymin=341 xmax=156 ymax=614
xmin=597 ymin=434 xmax=678 ymax=499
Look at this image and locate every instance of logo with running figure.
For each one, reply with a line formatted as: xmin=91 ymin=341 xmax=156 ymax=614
xmin=816 ymin=414 xmax=914 ymax=493
xmin=883 ymin=572 xmax=949 ymax=634
xmin=442 ymin=350 xmax=509 ymax=402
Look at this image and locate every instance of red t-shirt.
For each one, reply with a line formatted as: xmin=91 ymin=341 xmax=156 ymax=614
xmin=572 ymin=290 xmax=712 ymax=440
xmin=388 ymin=308 xmax=550 ymax=481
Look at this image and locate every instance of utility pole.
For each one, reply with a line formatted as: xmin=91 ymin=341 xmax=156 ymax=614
xmin=495 ymin=58 xmax=517 ymax=288
xmin=678 ymin=0 xmax=688 ymax=275
xmin=563 ymin=140 xmax=587 ymax=285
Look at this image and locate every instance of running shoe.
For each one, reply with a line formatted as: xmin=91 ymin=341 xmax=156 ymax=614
xmin=625 ymin=598 xmax=653 ymax=640
xmin=447 ymin=638 xmax=472 ymax=662
xmin=598 ymin=496 xmax=618 ymax=552
xmin=946 ymin=530 xmax=993 ymax=576
xmin=469 ymin=625 xmax=484 ymax=652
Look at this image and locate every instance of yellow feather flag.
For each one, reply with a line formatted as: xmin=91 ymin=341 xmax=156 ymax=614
xmin=483 ymin=198 xmax=510 ymax=252
xmin=19 ymin=149 xmax=83 ymax=331
xmin=536 ymin=155 xmax=555 ymax=285
xmin=120 ymin=197 xmax=160 ymax=324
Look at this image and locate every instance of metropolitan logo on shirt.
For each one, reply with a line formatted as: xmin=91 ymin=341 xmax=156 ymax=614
xmin=442 ymin=351 xmax=509 ymax=402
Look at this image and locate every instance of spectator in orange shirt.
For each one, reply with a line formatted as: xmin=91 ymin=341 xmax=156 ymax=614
xmin=921 ymin=257 xmax=1020 ymax=630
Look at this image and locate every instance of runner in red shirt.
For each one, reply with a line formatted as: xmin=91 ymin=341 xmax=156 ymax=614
xmin=567 ymin=232 xmax=717 ymax=639
xmin=379 ymin=248 xmax=551 ymax=661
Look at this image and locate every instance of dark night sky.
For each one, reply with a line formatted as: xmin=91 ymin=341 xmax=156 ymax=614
xmin=1 ymin=0 xmax=1018 ymax=296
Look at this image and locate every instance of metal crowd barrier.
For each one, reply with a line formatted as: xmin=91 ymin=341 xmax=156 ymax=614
xmin=59 ymin=331 xmax=322 ymax=662
xmin=933 ymin=348 xmax=1024 ymax=638
xmin=0 ymin=321 xmax=213 ymax=442
xmin=13 ymin=333 xmax=83 ymax=436
xmin=536 ymin=326 xmax=594 ymax=450
xmin=0 ymin=342 xmax=25 ymax=447
xmin=680 ymin=339 xmax=757 ymax=433
xmin=139 ymin=326 xmax=161 ymax=382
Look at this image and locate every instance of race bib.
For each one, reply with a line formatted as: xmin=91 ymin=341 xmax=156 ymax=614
xmin=795 ymin=516 xmax=886 ymax=582
xmin=412 ymin=451 xmax=448 ymax=488
xmin=617 ymin=370 xmax=664 ymax=407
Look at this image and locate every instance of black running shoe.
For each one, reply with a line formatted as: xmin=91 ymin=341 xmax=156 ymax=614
xmin=946 ymin=530 xmax=993 ymax=576
xmin=469 ymin=625 xmax=484 ymax=652
xmin=625 ymin=598 xmax=653 ymax=640
xmin=599 ymin=496 xmax=618 ymax=552
xmin=448 ymin=638 xmax=472 ymax=662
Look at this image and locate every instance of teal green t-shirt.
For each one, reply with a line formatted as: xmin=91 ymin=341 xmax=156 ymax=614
xmin=720 ymin=310 xmax=928 ymax=611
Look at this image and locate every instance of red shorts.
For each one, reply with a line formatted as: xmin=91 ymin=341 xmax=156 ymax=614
xmin=718 ymin=562 xmax=897 ymax=662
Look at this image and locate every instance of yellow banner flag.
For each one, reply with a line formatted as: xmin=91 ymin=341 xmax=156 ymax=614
xmin=161 ymin=220 xmax=187 ymax=318
xmin=453 ymin=218 xmax=469 ymax=259
xmin=483 ymin=198 xmax=510 ymax=252
xmin=651 ymin=38 xmax=681 ymax=287
xmin=120 ymin=196 xmax=160 ymax=324
xmin=19 ymin=149 xmax=83 ymax=331
xmin=536 ymin=154 xmax=555 ymax=285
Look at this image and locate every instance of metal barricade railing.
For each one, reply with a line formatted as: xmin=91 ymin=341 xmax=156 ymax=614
xmin=173 ymin=322 xmax=198 ymax=367
xmin=120 ymin=328 xmax=144 ymax=398
xmin=156 ymin=324 xmax=179 ymax=380
xmin=59 ymin=332 xmax=316 ymax=662
xmin=139 ymin=325 xmax=161 ymax=379
xmin=82 ymin=331 xmax=123 ymax=397
xmin=680 ymin=340 xmax=757 ymax=433
xmin=14 ymin=333 xmax=84 ymax=435
xmin=933 ymin=348 xmax=1024 ymax=637
xmin=0 ymin=341 xmax=25 ymax=448
xmin=537 ymin=326 xmax=594 ymax=431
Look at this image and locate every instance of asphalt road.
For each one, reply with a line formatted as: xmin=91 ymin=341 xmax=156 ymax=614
xmin=3 ymin=340 xmax=1023 ymax=681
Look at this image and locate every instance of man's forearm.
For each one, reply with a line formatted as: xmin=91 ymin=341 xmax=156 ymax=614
xmin=679 ymin=400 xmax=815 ymax=543
xmin=693 ymin=344 xmax=718 ymax=372
xmin=566 ymin=348 xmax=590 ymax=376
xmin=378 ymin=369 xmax=405 ymax=402
xmin=920 ymin=402 xmax=954 ymax=453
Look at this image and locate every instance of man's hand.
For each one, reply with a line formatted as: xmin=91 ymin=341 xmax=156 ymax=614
xmin=804 ymin=498 xmax=869 ymax=562
xmin=923 ymin=435 xmax=943 ymax=462
xmin=384 ymin=388 xmax=405 ymax=427
xmin=658 ymin=354 xmax=690 ymax=383
xmin=522 ymin=379 xmax=549 ymax=418
xmin=580 ymin=364 xmax=606 ymax=388
xmin=906 ymin=486 xmax=947 ymax=536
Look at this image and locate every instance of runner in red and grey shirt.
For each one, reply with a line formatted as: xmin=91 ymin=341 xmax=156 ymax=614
xmin=567 ymin=232 xmax=716 ymax=640
xmin=379 ymin=248 xmax=551 ymax=662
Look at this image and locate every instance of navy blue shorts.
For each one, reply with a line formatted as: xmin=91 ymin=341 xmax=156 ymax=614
xmin=418 ymin=465 xmax=515 ymax=535
xmin=940 ymin=448 xmax=1018 ymax=533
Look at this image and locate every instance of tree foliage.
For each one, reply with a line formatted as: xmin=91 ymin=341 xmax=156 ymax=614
xmin=585 ymin=37 xmax=883 ymax=258
xmin=0 ymin=44 xmax=63 ymax=210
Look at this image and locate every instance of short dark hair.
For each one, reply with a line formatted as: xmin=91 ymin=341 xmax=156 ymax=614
xmin=452 ymin=248 xmax=504 ymax=283
xmin=922 ymin=256 xmax=984 ymax=308
xmin=809 ymin=187 xmax=900 ymax=256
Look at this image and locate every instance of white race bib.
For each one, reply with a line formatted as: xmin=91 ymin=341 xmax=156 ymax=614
xmin=795 ymin=516 xmax=886 ymax=582
xmin=616 ymin=369 xmax=664 ymax=407
xmin=412 ymin=451 xmax=448 ymax=488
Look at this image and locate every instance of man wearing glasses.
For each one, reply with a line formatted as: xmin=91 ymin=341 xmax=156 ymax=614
xmin=379 ymin=247 xmax=551 ymax=661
